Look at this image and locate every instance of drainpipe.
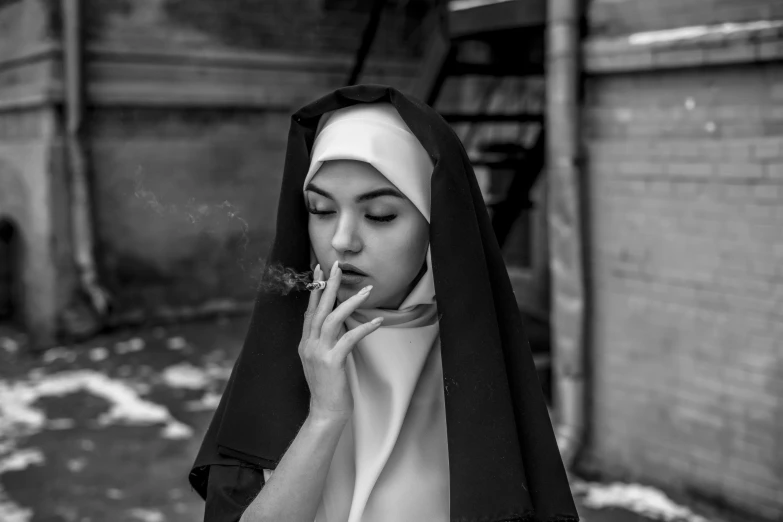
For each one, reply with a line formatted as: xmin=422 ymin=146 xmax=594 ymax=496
xmin=546 ymin=0 xmax=587 ymax=467
xmin=62 ymin=0 xmax=110 ymax=335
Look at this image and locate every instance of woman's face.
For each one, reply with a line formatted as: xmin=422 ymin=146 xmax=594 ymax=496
xmin=306 ymin=160 xmax=429 ymax=309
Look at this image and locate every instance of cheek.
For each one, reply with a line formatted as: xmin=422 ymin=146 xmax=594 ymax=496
xmin=308 ymin=220 xmax=329 ymax=252
xmin=375 ymin=221 xmax=428 ymax=280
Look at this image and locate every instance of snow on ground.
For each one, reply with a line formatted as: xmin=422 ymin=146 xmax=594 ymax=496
xmin=161 ymin=362 xmax=231 ymax=390
xmin=185 ymin=391 xmax=222 ymax=411
xmin=0 ymin=338 xmax=233 ymax=521
xmin=0 ymin=338 xmax=18 ymax=354
xmin=574 ymin=480 xmax=710 ymax=522
xmin=166 ymin=336 xmax=188 ymax=350
xmin=0 ymin=449 xmax=43 ymax=522
xmin=89 ymin=347 xmax=109 ymax=361
xmin=0 ymin=370 xmax=192 ymax=439
xmin=115 ymin=338 xmax=146 ymax=354
xmin=0 ymin=494 xmax=33 ymax=522
xmin=128 ymin=507 xmax=167 ymax=522
xmin=0 ymin=449 xmax=44 ymax=475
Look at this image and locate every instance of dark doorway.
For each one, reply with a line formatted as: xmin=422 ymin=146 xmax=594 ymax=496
xmin=0 ymin=218 xmax=21 ymax=325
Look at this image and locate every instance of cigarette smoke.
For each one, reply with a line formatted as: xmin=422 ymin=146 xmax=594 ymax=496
xmin=133 ymin=169 xmax=250 ymax=251
xmin=132 ymin=168 xmax=312 ymax=295
xmin=257 ymin=262 xmax=314 ymax=295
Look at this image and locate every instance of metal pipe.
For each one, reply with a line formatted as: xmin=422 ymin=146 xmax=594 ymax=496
xmin=546 ymin=0 xmax=587 ymax=467
xmin=63 ymin=0 xmax=110 ymax=334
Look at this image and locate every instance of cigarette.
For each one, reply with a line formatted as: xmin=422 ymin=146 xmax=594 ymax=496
xmin=306 ymin=281 xmax=327 ymax=291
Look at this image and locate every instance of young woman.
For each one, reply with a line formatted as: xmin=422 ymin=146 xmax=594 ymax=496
xmin=190 ymin=85 xmax=579 ymax=522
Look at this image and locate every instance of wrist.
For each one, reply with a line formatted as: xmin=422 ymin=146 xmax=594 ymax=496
xmin=307 ymin=407 xmax=352 ymax=428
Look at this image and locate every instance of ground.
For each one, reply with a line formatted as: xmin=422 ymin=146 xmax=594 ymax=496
xmin=0 ymin=316 xmax=716 ymax=522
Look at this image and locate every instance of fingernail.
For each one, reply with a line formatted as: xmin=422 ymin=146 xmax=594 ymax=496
xmin=314 ymin=264 xmax=321 ymax=279
xmin=371 ymin=317 xmax=383 ymax=325
xmin=331 ymin=260 xmax=339 ymax=276
xmin=359 ymin=285 xmax=373 ymax=296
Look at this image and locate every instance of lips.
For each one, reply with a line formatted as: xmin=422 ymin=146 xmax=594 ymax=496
xmin=338 ymin=263 xmax=368 ymax=277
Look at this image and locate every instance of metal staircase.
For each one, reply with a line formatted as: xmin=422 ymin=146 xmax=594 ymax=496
xmin=348 ymin=0 xmax=553 ymax=401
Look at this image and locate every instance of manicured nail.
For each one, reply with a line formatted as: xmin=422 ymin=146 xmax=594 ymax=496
xmin=331 ymin=260 xmax=340 ymax=277
xmin=371 ymin=317 xmax=384 ymax=325
xmin=358 ymin=285 xmax=373 ymax=296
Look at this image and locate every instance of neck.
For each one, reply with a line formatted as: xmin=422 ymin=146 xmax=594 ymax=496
xmin=380 ymin=260 xmax=429 ymax=310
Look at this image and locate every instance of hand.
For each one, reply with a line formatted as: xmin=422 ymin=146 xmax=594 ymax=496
xmin=299 ymin=261 xmax=383 ymax=422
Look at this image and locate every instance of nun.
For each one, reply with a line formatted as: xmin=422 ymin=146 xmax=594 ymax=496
xmin=190 ymin=85 xmax=579 ymax=522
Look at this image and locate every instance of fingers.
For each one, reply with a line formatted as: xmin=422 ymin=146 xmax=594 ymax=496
xmin=331 ymin=317 xmax=384 ymax=361
xmin=302 ymin=264 xmax=323 ymax=339
xmin=320 ymin=284 xmax=374 ymax=341
xmin=310 ymin=260 xmax=341 ymax=340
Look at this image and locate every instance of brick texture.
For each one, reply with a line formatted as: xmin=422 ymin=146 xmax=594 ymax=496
xmin=583 ymin=64 xmax=783 ymax=520
xmin=588 ymin=0 xmax=783 ymax=37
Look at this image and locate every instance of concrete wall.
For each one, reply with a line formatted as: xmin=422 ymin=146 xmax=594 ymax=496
xmin=0 ymin=0 xmax=428 ymax=339
xmin=0 ymin=0 xmax=71 ymax=345
xmin=79 ymin=0 xmax=425 ymax=318
xmin=582 ymin=1 xmax=783 ymax=518
xmin=0 ymin=111 xmax=72 ymax=347
xmin=89 ymin=109 xmax=290 ymax=313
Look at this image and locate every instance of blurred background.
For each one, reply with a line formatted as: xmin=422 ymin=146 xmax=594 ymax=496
xmin=1 ymin=0 xmax=782 ymax=521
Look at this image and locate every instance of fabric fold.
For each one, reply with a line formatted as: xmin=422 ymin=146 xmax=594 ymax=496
xmin=315 ymin=303 xmax=448 ymax=522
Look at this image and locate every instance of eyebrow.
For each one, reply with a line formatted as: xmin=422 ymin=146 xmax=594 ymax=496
xmin=305 ymin=183 xmax=405 ymax=203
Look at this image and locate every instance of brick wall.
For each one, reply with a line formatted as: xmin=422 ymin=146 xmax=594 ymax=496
xmin=588 ymin=0 xmax=783 ymax=37
xmin=583 ymin=64 xmax=783 ymax=520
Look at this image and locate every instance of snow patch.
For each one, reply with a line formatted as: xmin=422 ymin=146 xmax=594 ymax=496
xmin=0 ymin=370 xmax=193 ymax=452
xmin=166 ymin=337 xmax=187 ymax=350
xmin=161 ymin=363 xmax=211 ymax=389
xmin=0 ymin=495 xmax=32 ymax=522
xmin=575 ymin=481 xmax=710 ymax=522
xmin=185 ymin=391 xmax=222 ymax=411
xmin=115 ymin=338 xmax=146 ymax=354
xmin=128 ymin=507 xmax=166 ymax=522
xmin=0 ymin=338 xmax=18 ymax=354
xmin=161 ymin=362 xmax=231 ymax=390
xmin=0 ymin=448 xmax=44 ymax=474
xmin=89 ymin=347 xmax=109 ymax=362
xmin=0 ymin=448 xmax=43 ymax=522
xmin=42 ymin=347 xmax=76 ymax=364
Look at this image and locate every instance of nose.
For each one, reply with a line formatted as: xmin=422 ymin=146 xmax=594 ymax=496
xmin=331 ymin=213 xmax=362 ymax=254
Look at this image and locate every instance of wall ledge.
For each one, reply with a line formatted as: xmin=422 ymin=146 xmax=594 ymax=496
xmin=0 ymin=43 xmax=418 ymax=111
xmin=584 ymin=20 xmax=783 ymax=74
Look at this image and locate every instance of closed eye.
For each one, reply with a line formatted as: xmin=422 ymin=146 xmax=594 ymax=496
xmin=307 ymin=208 xmax=396 ymax=223
xmin=367 ymin=214 xmax=396 ymax=223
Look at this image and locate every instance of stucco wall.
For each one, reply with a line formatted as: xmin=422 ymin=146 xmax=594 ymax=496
xmin=0 ymin=0 xmax=427 ymax=336
xmin=0 ymin=109 xmax=70 ymax=346
xmin=78 ymin=0 xmax=426 ymax=317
